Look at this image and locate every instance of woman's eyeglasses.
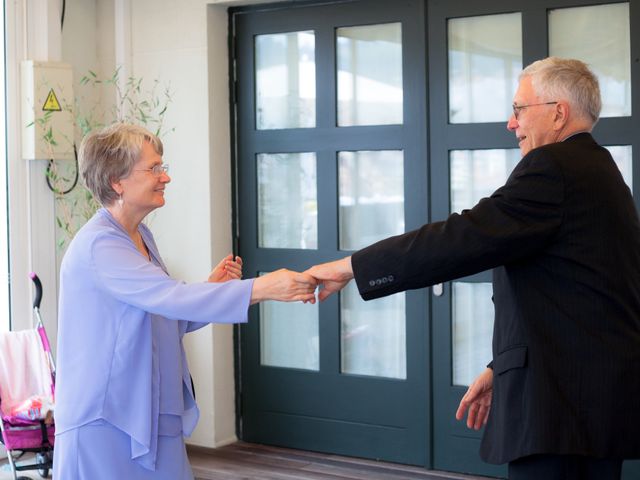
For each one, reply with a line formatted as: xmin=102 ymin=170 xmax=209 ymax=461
xmin=135 ymin=164 xmax=169 ymax=176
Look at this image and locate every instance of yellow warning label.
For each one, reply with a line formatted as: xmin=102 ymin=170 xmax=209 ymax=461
xmin=42 ymin=89 xmax=62 ymax=112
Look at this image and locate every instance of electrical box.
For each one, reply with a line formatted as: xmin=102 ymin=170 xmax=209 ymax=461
xmin=21 ymin=61 xmax=75 ymax=160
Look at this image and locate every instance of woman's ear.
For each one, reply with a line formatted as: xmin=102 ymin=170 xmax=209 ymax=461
xmin=111 ymin=180 xmax=123 ymax=196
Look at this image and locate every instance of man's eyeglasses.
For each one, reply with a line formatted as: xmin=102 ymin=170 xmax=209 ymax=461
xmin=512 ymin=101 xmax=558 ymax=120
xmin=135 ymin=164 xmax=169 ymax=176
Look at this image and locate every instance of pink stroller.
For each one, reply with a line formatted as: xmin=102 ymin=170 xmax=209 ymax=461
xmin=0 ymin=274 xmax=55 ymax=479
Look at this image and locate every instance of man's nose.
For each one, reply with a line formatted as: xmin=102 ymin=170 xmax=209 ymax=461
xmin=507 ymin=115 xmax=518 ymax=131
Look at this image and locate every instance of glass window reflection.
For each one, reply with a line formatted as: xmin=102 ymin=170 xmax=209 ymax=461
xmin=255 ymin=31 xmax=316 ymax=129
xmin=258 ymin=153 xmax=317 ymax=249
xmin=341 ymin=282 xmax=406 ymax=379
xmin=549 ymin=3 xmax=631 ymax=117
xmin=337 ymin=23 xmax=403 ymax=126
xmin=261 ymin=283 xmax=320 ymax=371
xmin=448 ymin=13 xmax=522 ymax=123
xmin=450 ymin=149 xmax=521 ymax=213
xmin=339 ymin=150 xmax=404 ymax=250
xmin=452 ymin=282 xmax=493 ymax=386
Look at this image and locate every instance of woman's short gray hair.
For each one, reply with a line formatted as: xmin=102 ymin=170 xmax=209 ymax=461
xmin=521 ymin=57 xmax=602 ymax=125
xmin=79 ymin=123 xmax=163 ymax=206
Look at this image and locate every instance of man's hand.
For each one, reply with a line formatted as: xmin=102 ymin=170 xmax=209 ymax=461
xmin=305 ymin=256 xmax=354 ymax=301
xmin=455 ymin=367 xmax=493 ymax=430
xmin=208 ymin=254 xmax=243 ymax=283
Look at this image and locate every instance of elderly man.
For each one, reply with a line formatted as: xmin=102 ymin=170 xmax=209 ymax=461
xmin=307 ymin=57 xmax=640 ymax=480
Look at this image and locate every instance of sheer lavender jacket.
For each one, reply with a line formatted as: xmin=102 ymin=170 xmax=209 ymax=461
xmin=55 ymin=208 xmax=253 ymax=469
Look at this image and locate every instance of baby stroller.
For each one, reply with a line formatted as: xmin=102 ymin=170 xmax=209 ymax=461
xmin=0 ymin=273 xmax=55 ymax=479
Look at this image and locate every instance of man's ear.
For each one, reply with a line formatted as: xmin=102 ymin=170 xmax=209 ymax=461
xmin=553 ymin=101 xmax=569 ymax=130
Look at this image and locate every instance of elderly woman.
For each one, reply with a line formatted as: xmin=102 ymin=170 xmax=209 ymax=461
xmin=52 ymin=123 xmax=316 ymax=479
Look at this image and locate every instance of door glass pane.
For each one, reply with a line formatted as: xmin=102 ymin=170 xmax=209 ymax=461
xmin=258 ymin=153 xmax=317 ymax=249
xmin=337 ymin=23 xmax=403 ymax=126
xmin=452 ymin=282 xmax=493 ymax=386
xmin=605 ymin=145 xmax=633 ymax=192
xmin=448 ymin=13 xmax=522 ymax=124
xmin=261 ymin=280 xmax=319 ymax=371
xmin=255 ymin=31 xmax=316 ymax=129
xmin=549 ymin=3 xmax=631 ymax=117
xmin=339 ymin=150 xmax=404 ymax=250
xmin=450 ymin=149 xmax=521 ymax=213
xmin=341 ymin=282 xmax=406 ymax=379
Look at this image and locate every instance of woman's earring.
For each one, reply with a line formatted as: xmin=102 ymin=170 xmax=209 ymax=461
xmin=118 ymin=194 xmax=124 ymax=208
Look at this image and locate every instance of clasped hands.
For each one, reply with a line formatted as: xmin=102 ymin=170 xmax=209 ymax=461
xmin=208 ymin=254 xmax=354 ymax=304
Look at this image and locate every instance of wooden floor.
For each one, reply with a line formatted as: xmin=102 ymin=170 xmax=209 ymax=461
xmin=188 ymin=442 xmax=496 ymax=480
xmin=1 ymin=442 xmax=496 ymax=479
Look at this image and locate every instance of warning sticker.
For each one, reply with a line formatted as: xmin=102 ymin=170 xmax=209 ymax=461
xmin=42 ymin=89 xmax=62 ymax=111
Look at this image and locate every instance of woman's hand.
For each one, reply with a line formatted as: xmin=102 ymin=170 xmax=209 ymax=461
xmin=208 ymin=254 xmax=243 ymax=283
xmin=250 ymin=269 xmax=318 ymax=304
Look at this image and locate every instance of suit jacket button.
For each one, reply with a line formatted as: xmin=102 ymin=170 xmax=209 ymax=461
xmin=388 ymin=275 xmax=394 ymax=282
xmin=382 ymin=277 xmax=388 ymax=284
xmin=369 ymin=280 xmax=376 ymax=287
xmin=375 ymin=279 xmax=382 ymax=286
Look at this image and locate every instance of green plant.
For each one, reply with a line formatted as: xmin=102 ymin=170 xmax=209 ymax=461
xmin=41 ymin=67 xmax=173 ymax=250
xmin=76 ymin=67 xmax=173 ymax=138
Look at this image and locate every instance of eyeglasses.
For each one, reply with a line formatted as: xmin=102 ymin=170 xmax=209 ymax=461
xmin=512 ymin=101 xmax=558 ymax=120
xmin=135 ymin=164 xmax=169 ymax=176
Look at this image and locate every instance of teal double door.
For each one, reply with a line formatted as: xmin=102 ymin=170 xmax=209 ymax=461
xmin=232 ymin=0 xmax=639 ymax=477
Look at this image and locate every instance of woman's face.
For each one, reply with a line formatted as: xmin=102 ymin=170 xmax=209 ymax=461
xmin=119 ymin=140 xmax=171 ymax=215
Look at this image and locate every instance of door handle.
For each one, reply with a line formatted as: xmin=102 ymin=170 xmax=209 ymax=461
xmin=432 ymin=283 xmax=443 ymax=296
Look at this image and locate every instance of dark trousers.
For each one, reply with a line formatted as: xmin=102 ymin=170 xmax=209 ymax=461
xmin=508 ymin=454 xmax=622 ymax=480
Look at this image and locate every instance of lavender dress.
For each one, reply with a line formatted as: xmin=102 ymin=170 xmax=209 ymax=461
xmin=53 ymin=209 xmax=253 ymax=479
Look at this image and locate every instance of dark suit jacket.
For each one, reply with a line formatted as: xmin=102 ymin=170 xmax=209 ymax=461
xmin=351 ymin=133 xmax=640 ymax=464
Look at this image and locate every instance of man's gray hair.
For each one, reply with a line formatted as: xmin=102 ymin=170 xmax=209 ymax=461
xmin=79 ymin=123 xmax=164 ymax=206
xmin=521 ymin=57 xmax=602 ymax=125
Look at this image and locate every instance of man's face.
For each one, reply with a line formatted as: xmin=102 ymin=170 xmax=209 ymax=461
xmin=508 ymin=76 xmax=559 ymax=157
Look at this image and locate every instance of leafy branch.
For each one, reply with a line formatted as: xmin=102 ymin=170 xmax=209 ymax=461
xmin=78 ymin=67 xmax=174 ymax=138
xmin=39 ymin=67 xmax=174 ymax=250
